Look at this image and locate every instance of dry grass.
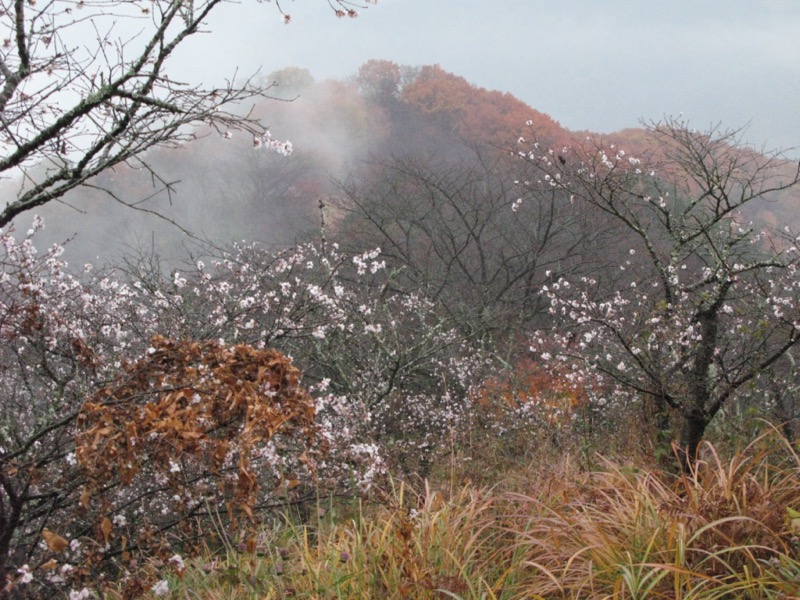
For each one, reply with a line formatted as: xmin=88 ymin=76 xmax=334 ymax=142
xmin=118 ymin=432 xmax=800 ymax=599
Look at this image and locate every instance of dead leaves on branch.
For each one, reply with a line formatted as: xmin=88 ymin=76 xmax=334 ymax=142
xmin=75 ymin=335 xmax=325 ymax=550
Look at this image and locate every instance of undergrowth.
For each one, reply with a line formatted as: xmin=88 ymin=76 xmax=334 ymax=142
xmin=110 ymin=430 xmax=800 ymax=600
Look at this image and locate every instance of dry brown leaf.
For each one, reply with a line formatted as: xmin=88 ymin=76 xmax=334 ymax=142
xmin=79 ymin=486 xmax=91 ymax=508
xmin=42 ymin=529 xmax=69 ymax=553
xmin=100 ymin=516 xmax=112 ymax=543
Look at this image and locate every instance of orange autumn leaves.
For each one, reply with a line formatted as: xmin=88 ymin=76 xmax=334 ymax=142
xmin=476 ymin=358 xmax=587 ymax=425
xmin=400 ymin=64 xmax=569 ymax=148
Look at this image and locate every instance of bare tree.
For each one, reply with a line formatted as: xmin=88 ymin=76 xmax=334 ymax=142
xmin=334 ymin=146 xmax=625 ymax=356
xmin=0 ymin=0 xmax=364 ymax=228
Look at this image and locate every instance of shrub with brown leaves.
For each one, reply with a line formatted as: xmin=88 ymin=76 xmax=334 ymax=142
xmin=73 ymin=336 xmax=325 ymax=567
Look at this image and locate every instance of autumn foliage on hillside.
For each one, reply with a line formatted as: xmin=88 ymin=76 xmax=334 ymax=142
xmin=400 ymin=64 xmax=569 ymax=148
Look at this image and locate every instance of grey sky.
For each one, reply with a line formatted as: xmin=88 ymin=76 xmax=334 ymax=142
xmin=172 ymin=1 xmax=800 ymax=154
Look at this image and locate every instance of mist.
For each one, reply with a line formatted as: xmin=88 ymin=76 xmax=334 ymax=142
xmin=3 ymin=66 xmax=388 ymax=268
xmin=5 ymin=59 xmax=799 ymax=271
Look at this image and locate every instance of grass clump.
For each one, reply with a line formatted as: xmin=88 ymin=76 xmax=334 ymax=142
xmin=500 ymin=433 xmax=800 ymax=599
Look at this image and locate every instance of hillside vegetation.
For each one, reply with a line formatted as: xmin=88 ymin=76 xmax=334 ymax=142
xmin=110 ymin=435 xmax=800 ymax=599
xmin=3 ymin=61 xmax=800 ymax=598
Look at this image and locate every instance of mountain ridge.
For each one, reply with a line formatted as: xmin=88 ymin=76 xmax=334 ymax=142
xmin=5 ymin=60 xmax=798 ymax=265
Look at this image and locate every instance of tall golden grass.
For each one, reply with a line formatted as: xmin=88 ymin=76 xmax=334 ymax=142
xmin=119 ymin=430 xmax=800 ymax=599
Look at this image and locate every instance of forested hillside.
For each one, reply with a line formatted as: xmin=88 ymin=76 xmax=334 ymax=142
xmin=10 ymin=60 xmax=796 ymax=268
xmin=4 ymin=59 xmax=800 ymax=598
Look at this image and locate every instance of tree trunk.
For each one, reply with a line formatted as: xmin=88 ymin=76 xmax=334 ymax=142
xmin=0 ymin=466 xmax=31 ymax=594
xmin=679 ymin=307 xmax=719 ymax=473
xmin=773 ymin=387 xmax=799 ymax=446
xmin=677 ymin=409 xmax=708 ymax=473
xmin=645 ymin=393 xmax=674 ymax=470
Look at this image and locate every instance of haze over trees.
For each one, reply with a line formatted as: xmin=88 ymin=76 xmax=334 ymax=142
xmin=3 ymin=11 xmax=800 ymax=594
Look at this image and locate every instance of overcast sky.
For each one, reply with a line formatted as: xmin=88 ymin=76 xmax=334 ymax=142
xmin=174 ymin=1 xmax=800 ymax=154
